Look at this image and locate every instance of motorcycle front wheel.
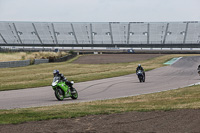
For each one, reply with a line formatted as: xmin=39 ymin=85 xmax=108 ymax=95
xmin=55 ymin=88 xmax=64 ymax=101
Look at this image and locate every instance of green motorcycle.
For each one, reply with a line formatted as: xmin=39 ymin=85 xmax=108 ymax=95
xmin=52 ymin=77 xmax=78 ymax=101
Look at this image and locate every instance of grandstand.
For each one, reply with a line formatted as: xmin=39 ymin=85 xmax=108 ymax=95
xmin=0 ymin=21 xmax=200 ymax=48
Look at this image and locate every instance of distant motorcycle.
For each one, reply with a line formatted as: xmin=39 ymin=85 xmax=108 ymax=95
xmin=198 ymin=65 xmax=200 ymax=76
xmin=52 ymin=77 xmax=78 ymax=101
xmin=137 ymin=70 xmax=145 ymax=82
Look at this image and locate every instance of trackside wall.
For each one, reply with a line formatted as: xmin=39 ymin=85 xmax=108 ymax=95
xmin=0 ymin=54 xmax=76 ymax=68
xmin=34 ymin=59 xmax=49 ymax=64
xmin=0 ymin=59 xmax=49 ymax=68
xmin=0 ymin=60 xmax=30 ymax=68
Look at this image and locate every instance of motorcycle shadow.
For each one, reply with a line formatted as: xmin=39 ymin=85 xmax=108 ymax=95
xmin=131 ymin=81 xmax=149 ymax=83
xmin=49 ymin=98 xmax=81 ymax=102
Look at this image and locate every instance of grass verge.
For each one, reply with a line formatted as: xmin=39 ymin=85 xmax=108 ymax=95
xmin=0 ymin=84 xmax=199 ymax=124
xmin=0 ymin=54 xmax=199 ymax=91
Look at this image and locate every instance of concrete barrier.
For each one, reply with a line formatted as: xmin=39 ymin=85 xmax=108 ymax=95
xmin=0 ymin=59 xmax=50 ymax=68
xmin=34 ymin=59 xmax=49 ymax=64
xmin=0 ymin=60 xmax=30 ymax=68
xmin=0 ymin=55 xmax=76 ymax=68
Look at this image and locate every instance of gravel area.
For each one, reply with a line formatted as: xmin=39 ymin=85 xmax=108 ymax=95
xmin=1 ymin=109 xmax=199 ymax=133
xmin=73 ymin=54 xmax=164 ymax=64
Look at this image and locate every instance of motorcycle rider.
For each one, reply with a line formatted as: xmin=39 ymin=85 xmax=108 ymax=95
xmin=197 ymin=65 xmax=200 ymax=75
xmin=136 ymin=64 xmax=145 ymax=80
xmin=53 ymin=70 xmax=76 ymax=94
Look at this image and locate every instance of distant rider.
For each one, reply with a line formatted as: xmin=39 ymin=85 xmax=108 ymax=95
xmin=197 ymin=65 xmax=200 ymax=70
xmin=136 ymin=64 xmax=145 ymax=79
xmin=197 ymin=65 xmax=200 ymax=75
xmin=53 ymin=70 xmax=76 ymax=94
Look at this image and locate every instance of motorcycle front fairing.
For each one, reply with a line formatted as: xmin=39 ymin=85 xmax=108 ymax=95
xmin=52 ymin=77 xmax=71 ymax=98
xmin=58 ymin=81 xmax=71 ymax=97
xmin=137 ymin=70 xmax=143 ymax=76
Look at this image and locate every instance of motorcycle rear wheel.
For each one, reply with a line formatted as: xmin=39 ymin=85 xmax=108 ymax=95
xmin=71 ymin=89 xmax=78 ymax=99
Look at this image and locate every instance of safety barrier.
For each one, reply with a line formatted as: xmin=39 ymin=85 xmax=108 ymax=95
xmin=0 ymin=60 xmax=30 ymax=68
xmin=0 ymin=59 xmax=50 ymax=68
xmin=0 ymin=54 xmax=76 ymax=68
xmin=34 ymin=59 xmax=49 ymax=64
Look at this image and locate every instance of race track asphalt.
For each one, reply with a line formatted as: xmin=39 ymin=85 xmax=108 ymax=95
xmin=0 ymin=56 xmax=200 ymax=109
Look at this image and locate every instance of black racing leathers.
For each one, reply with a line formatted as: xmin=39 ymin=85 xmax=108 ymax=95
xmin=54 ymin=74 xmax=75 ymax=93
xmin=136 ymin=66 xmax=145 ymax=78
xmin=198 ymin=65 xmax=200 ymax=75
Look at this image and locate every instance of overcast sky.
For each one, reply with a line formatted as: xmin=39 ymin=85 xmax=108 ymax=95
xmin=0 ymin=0 xmax=199 ymax=22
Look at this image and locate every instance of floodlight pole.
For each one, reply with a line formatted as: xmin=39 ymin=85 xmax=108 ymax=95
xmin=13 ymin=23 xmax=22 ymax=44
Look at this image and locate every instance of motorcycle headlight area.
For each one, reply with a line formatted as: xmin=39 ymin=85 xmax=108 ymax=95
xmin=52 ymin=82 xmax=57 ymax=86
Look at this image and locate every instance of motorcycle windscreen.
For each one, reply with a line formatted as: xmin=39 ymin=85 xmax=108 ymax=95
xmin=53 ymin=77 xmax=60 ymax=82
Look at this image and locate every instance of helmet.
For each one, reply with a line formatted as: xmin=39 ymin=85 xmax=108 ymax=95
xmin=53 ymin=70 xmax=59 ymax=76
xmin=138 ymin=64 xmax=141 ymax=67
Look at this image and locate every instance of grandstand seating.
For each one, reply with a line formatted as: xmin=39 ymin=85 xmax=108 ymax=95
xmin=149 ymin=22 xmax=167 ymax=44
xmin=0 ymin=22 xmax=19 ymax=44
xmin=129 ymin=22 xmax=148 ymax=44
xmin=0 ymin=21 xmax=200 ymax=47
xmin=92 ymin=23 xmax=111 ymax=44
xmin=110 ymin=22 xmax=128 ymax=44
xmin=53 ymin=23 xmax=76 ymax=44
xmin=15 ymin=22 xmax=41 ymax=44
xmin=73 ymin=23 xmax=91 ymax=44
xmin=186 ymin=22 xmax=200 ymax=44
xmin=165 ymin=22 xmax=187 ymax=44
